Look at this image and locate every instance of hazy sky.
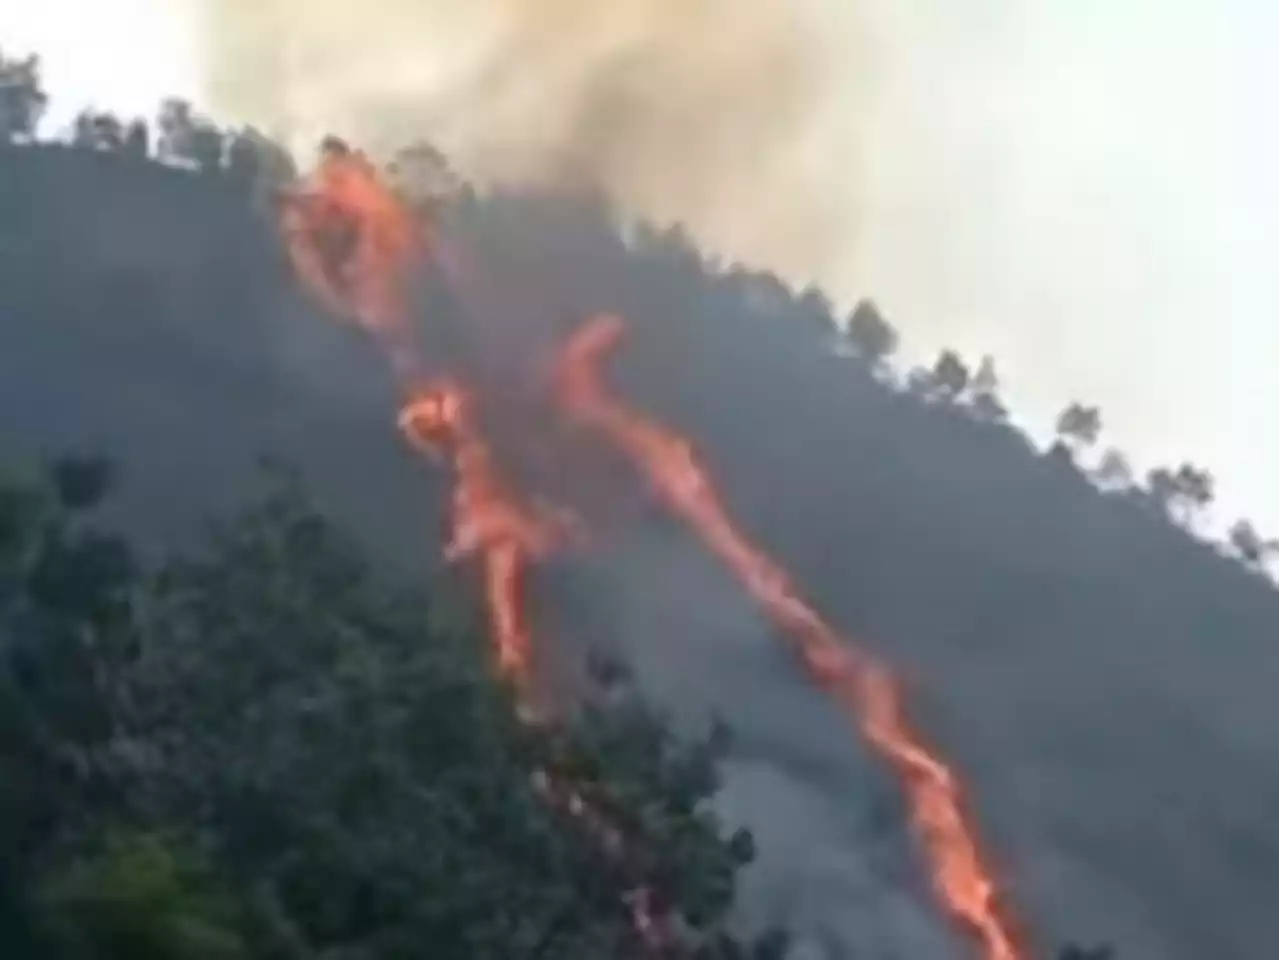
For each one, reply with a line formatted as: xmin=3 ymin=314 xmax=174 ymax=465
xmin=2 ymin=0 xmax=1275 ymax=532
xmin=848 ymin=0 xmax=1279 ymax=538
xmin=0 ymin=1 xmax=199 ymax=126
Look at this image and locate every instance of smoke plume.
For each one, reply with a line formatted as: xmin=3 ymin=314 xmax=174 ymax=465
xmin=198 ymin=0 xmax=867 ymax=281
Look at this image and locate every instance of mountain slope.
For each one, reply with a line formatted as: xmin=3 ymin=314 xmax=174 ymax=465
xmin=0 ymin=143 xmax=1273 ymax=959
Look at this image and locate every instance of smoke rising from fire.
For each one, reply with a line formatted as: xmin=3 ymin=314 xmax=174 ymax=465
xmin=199 ymin=0 xmax=866 ymax=281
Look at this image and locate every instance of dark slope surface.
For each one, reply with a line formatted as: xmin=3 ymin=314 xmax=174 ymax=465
xmin=1 ymin=145 xmax=1274 ymax=959
xmin=0 ymin=145 xmax=442 ymax=567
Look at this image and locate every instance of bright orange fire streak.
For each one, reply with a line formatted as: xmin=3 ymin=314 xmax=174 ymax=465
xmin=280 ymin=141 xmax=432 ymax=378
xmin=281 ymin=143 xmax=1024 ymax=958
xmin=280 ymin=143 xmax=549 ymax=686
xmin=554 ymin=313 xmax=1022 ymax=960
xmin=397 ymin=381 xmax=555 ymax=684
xmin=279 ymin=148 xmax=671 ymax=948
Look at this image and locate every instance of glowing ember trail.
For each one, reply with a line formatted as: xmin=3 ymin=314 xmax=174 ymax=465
xmin=280 ymin=137 xmax=435 ymax=379
xmin=280 ymin=143 xmax=672 ymax=949
xmin=554 ymin=313 xmax=1023 ymax=960
xmin=281 ymin=139 xmax=546 ymax=686
xmin=279 ymin=136 xmax=1024 ymax=959
xmin=398 ymin=382 xmax=556 ymax=684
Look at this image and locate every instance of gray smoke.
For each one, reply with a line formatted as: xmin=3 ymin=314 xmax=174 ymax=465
xmin=198 ymin=0 xmax=868 ymax=282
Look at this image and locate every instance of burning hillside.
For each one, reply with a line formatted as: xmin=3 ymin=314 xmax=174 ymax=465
xmin=279 ymin=137 xmax=1024 ymax=959
xmin=1 ymin=120 xmax=1274 ymax=959
xmin=202 ymin=0 xmax=862 ymax=283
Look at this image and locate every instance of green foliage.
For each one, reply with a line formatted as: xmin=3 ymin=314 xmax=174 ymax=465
xmin=37 ymin=830 xmax=249 ymax=960
xmin=0 ymin=459 xmax=760 ymax=958
xmin=0 ymin=456 xmax=137 ymax=858
xmin=128 ymin=467 xmax=754 ymax=956
xmin=6 ymin=80 xmax=1264 ymax=955
xmin=0 ymin=457 xmax=146 ymax=957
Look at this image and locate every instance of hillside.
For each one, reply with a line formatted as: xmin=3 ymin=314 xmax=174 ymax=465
xmin=0 ymin=142 xmax=1275 ymax=959
xmin=0 ymin=144 xmax=442 ymax=563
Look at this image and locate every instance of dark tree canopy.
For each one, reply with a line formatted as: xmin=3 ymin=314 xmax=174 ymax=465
xmin=0 ymin=49 xmax=48 ymax=142
xmin=0 ymin=462 xmax=765 ymax=959
xmin=1055 ymin=402 xmax=1103 ymax=449
xmin=929 ymin=349 xmax=971 ymax=401
xmin=1144 ymin=462 xmax=1215 ymax=524
xmin=843 ymin=298 xmax=898 ymax=367
xmin=1092 ymin=448 xmax=1133 ymax=492
xmin=123 ymin=119 xmax=150 ymax=159
xmin=1227 ymin=518 xmax=1278 ymax=569
xmin=157 ymin=98 xmax=226 ymax=172
xmin=0 ymin=85 xmax=1273 ymax=958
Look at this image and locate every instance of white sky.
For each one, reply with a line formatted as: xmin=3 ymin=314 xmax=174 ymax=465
xmin=2 ymin=0 xmax=1276 ymax=533
xmin=848 ymin=0 xmax=1279 ymax=537
xmin=0 ymin=2 xmax=199 ymax=130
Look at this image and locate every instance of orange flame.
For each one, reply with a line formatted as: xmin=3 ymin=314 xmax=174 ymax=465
xmin=554 ymin=313 xmax=1022 ymax=960
xmin=280 ymin=141 xmax=549 ymax=686
xmin=398 ymin=382 xmax=557 ymax=683
xmin=530 ymin=770 xmax=668 ymax=950
xmin=279 ymin=140 xmax=1026 ymax=958
xmin=395 ymin=381 xmax=666 ymax=942
xmin=280 ymin=139 xmax=432 ymax=377
xmin=279 ymin=147 xmax=677 ymax=949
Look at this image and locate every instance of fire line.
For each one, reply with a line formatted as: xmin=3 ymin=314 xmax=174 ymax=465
xmin=279 ymin=136 xmax=1025 ymax=960
xmin=279 ymin=139 xmax=675 ymax=950
xmin=553 ymin=313 xmax=1023 ymax=960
